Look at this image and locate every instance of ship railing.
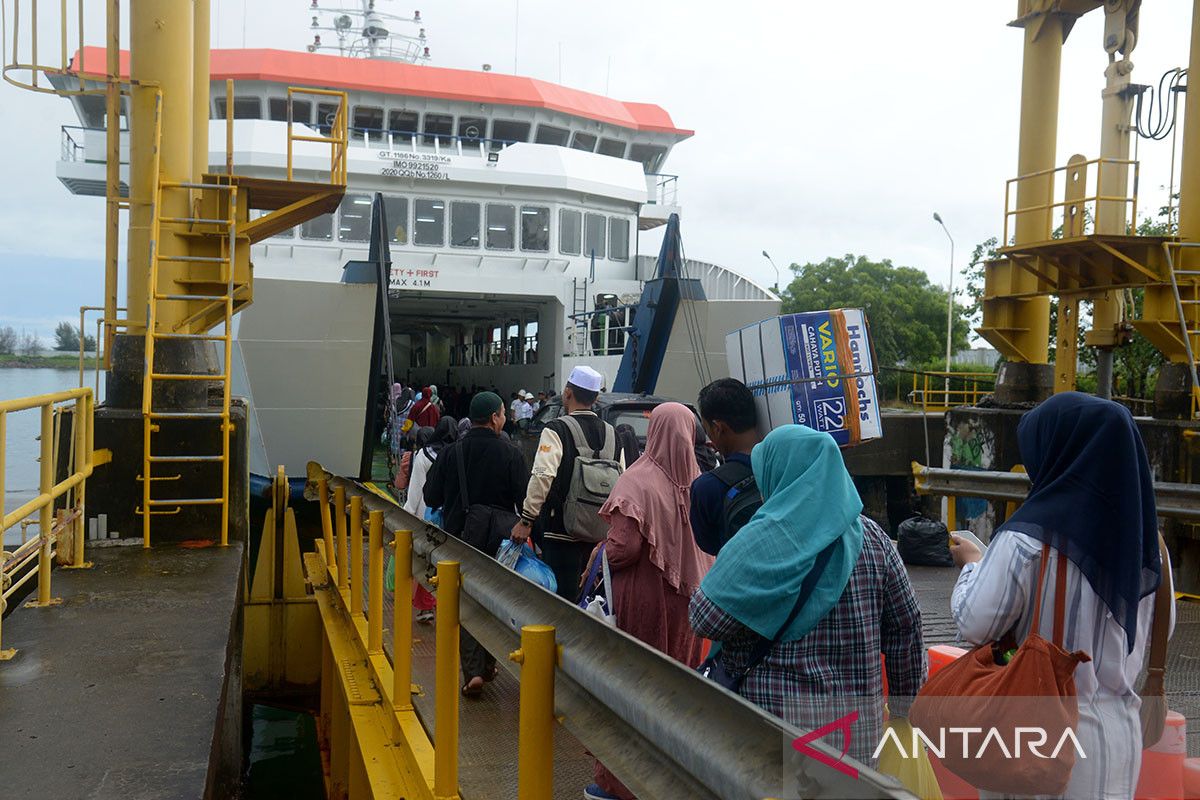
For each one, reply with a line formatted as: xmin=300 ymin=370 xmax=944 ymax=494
xmin=59 ymin=124 xmax=129 ymax=165
xmin=907 ymin=370 xmax=995 ymax=413
xmin=313 ymin=473 xmax=909 ymax=799
xmin=346 ymin=125 xmax=523 ymax=157
xmin=0 ymin=387 xmax=96 ymax=660
xmin=646 ymin=172 xmax=679 ymax=206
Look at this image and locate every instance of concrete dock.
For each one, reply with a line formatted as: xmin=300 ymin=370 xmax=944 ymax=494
xmin=0 ymin=542 xmax=244 ymax=800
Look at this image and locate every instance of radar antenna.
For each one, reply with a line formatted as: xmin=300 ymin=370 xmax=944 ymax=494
xmin=306 ymin=1 xmax=430 ymax=63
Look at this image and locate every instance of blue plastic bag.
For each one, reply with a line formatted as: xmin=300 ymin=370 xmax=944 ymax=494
xmin=496 ymin=539 xmax=557 ymax=593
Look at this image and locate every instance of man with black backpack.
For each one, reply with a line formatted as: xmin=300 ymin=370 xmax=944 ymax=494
xmin=690 ymin=378 xmax=764 ymax=556
xmin=511 ymin=366 xmax=623 ymax=600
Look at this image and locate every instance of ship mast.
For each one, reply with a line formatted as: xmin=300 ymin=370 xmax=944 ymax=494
xmin=306 ymin=0 xmax=431 ymax=63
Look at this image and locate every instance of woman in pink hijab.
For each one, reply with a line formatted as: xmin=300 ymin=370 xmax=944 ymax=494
xmin=586 ymin=402 xmax=715 ymax=800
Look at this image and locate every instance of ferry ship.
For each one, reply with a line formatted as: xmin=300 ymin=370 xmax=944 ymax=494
xmin=49 ymin=3 xmax=779 ymax=483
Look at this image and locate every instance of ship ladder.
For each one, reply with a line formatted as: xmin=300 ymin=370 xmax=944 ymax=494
xmin=1163 ymin=240 xmax=1200 ymax=419
xmin=139 ymin=174 xmax=239 ymax=548
xmin=572 ymin=277 xmax=589 ymax=356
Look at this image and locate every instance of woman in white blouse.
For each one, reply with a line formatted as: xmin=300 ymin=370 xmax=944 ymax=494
xmin=949 ymin=392 xmax=1173 ymax=800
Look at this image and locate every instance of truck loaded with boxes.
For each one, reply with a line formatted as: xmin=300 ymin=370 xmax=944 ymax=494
xmin=725 ymin=308 xmax=882 ymax=446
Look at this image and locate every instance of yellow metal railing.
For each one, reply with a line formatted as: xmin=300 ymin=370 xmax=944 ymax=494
xmin=312 ymin=480 xmax=557 ymax=800
xmin=1003 ymin=157 xmax=1139 ymax=246
xmin=286 ymin=87 xmax=349 ymax=185
xmin=908 ymin=371 xmax=995 ymax=413
xmin=1 ymin=387 xmax=94 ymax=660
xmin=78 ymin=304 xmax=127 ymax=392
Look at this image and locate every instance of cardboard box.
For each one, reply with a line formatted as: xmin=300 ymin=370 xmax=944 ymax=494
xmin=725 ymin=309 xmax=882 ymax=446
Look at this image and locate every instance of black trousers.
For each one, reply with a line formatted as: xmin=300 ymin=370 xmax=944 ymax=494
xmin=461 ymin=629 xmax=495 ymax=683
xmin=540 ymin=538 xmax=594 ymax=603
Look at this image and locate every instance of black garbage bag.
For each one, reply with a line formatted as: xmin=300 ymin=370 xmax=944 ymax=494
xmin=896 ymin=516 xmax=954 ymax=567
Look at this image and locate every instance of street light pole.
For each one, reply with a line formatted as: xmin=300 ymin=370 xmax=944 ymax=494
xmin=761 ymin=250 xmax=781 ymax=293
xmin=933 ymin=213 xmax=955 ymax=398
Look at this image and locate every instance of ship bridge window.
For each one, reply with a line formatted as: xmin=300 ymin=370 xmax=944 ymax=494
xmin=217 ymin=96 xmax=262 ymax=120
xmin=389 ymin=110 xmax=419 ymax=144
xmin=316 ymin=102 xmax=340 ymax=135
xmin=597 ymin=138 xmax=626 ymax=158
xmin=301 ymin=212 xmax=334 ymax=241
xmin=584 ymin=213 xmax=607 ymax=259
xmin=491 ymin=119 xmax=530 ymax=148
xmin=559 ymin=209 xmax=581 ymax=256
xmin=451 ymin=202 xmax=480 ymax=248
xmin=628 ymin=143 xmax=667 ymax=173
xmin=457 ymin=117 xmax=487 ymax=144
xmin=520 ymin=206 xmax=550 ymax=252
xmin=534 ymin=125 xmax=569 ymax=146
xmin=384 ymin=196 xmax=409 ymax=244
xmin=486 ymin=204 xmax=516 ymax=250
xmin=570 ymin=132 xmax=597 ymax=152
xmin=268 ymin=97 xmax=311 ymax=124
xmin=423 ymin=113 xmax=454 ymax=145
xmin=353 ymin=106 xmax=385 ymax=142
xmin=338 ymin=194 xmax=373 ymax=242
xmin=608 ymin=217 xmax=630 ymax=261
xmin=414 ymin=199 xmax=445 ymax=246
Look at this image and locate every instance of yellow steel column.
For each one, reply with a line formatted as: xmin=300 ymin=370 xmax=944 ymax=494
xmin=35 ymin=406 xmax=54 ymax=606
xmin=103 ymin=0 xmax=120 ymax=353
xmin=433 ymin=560 xmax=461 ymax=800
xmin=368 ymin=510 xmax=384 ymax=653
xmin=1179 ymin=0 xmax=1200 ymax=243
xmin=334 ymin=485 xmax=347 ymax=592
xmin=318 ymin=478 xmax=334 ymax=565
xmin=350 ymin=495 xmax=363 ymax=618
xmin=1009 ymin=6 xmax=1064 ymax=364
xmin=393 ymin=529 xmax=414 ymax=711
xmin=127 ymin=0 xmax=194 ymax=333
xmin=511 ymin=625 xmax=557 ymax=800
xmin=192 ymin=0 xmax=210 ymax=184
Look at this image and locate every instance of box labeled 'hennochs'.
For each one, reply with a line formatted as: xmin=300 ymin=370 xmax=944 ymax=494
xmin=725 ymin=309 xmax=882 ymax=446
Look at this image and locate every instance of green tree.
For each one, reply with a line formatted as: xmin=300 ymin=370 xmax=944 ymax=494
xmin=780 ymin=254 xmax=970 ymax=367
xmin=0 ymin=325 xmax=16 ymax=355
xmin=53 ymin=321 xmax=80 ymax=351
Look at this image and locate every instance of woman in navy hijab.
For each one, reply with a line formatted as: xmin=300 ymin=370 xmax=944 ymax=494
xmin=949 ymin=392 xmax=1173 ymax=799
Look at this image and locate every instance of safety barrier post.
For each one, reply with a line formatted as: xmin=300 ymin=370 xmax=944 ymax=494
xmin=72 ymin=393 xmax=89 ymax=567
xmin=367 ymin=510 xmax=383 ymax=653
xmin=511 ymin=625 xmax=557 ymax=800
xmin=334 ymin=485 xmax=347 ymax=592
xmin=350 ymin=495 xmax=363 ymax=617
xmin=946 ymin=495 xmax=957 ymax=531
xmin=393 ymin=528 xmax=414 ymax=711
xmin=433 ymin=560 xmax=460 ymax=799
xmin=35 ymin=404 xmax=53 ymax=606
xmin=318 ymin=478 xmax=334 ymax=568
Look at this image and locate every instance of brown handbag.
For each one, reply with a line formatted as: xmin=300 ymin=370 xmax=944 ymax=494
xmin=1139 ymin=534 xmax=1173 ymax=748
xmin=910 ymin=545 xmax=1091 ymax=796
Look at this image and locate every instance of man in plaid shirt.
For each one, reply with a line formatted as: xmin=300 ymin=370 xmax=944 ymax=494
xmin=689 ymin=516 xmax=926 ymax=766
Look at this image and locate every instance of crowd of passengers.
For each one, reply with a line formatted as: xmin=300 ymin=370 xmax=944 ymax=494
xmin=381 ymin=366 xmax=1172 ymax=800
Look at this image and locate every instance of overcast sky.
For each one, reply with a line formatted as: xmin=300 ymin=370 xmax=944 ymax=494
xmin=0 ymin=0 xmax=1194 ymax=338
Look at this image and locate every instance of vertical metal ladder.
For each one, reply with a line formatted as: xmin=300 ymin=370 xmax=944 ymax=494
xmin=1163 ymin=240 xmax=1200 ymax=419
xmin=139 ymin=173 xmax=239 ymax=548
xmin=572 ymin=277 xmax=589 ymax=356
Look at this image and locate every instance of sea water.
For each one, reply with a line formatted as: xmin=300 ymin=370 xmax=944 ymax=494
xmin=0 ymin=367 xmax=103 ymax=548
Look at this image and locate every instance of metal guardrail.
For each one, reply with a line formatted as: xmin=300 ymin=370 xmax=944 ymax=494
xmin=912 ymin=462 xmax=1200 ymax=522
xmin=1002 ymin=156 xmax=1139 ymax=246
xmin=322 ymin=471 xmax=911 ymax=800
xmin=1 ymin=387 xmax=95 ymax=660
xmin=286 ymin=87 xmax=349 ymax=185
xmin=907 ymin=371 xmax=994 ymax=413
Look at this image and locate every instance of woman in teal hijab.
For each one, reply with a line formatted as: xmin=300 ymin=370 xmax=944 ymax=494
xmin=690 ymin=424 xmax=926 ymax=766
xmin=700 ymin=424 xmax=864 ymax=640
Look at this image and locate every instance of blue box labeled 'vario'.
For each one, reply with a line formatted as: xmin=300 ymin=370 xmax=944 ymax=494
xmin=725 ymin=309 xmax=882 ymax=446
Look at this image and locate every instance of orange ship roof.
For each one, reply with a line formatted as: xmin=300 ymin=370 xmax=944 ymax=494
xmin=72 ymin=47 xmax=693 ymax=137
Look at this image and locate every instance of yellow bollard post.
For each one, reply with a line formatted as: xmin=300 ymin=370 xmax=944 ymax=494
xmin=350 ymin=495 xmax=363 ymax=617
xmin=318 ymin=479 xmax=334 ymax=568
xmin=393 ymin=529 xmax=414 ymax=711
xmin=36 ymin=404 xmax=53 ymax=606
xmin=368 ymin=510 xmax=384 ymax=654
xmin=334 ymin=485 xmax=347 ymax=592
xmin=510 ymin=625 xmax=557 ymax=800
xmin=946 ymin=495 xmax=958 ymax=532
xmin=433 ymin=560 xmax=461 ymax=799
xmin=72 ymin=393 xmax=89 ymax=567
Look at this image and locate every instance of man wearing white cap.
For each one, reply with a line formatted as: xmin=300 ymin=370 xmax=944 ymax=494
xmin=512 ymin=365 xmax=617 ymax=599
